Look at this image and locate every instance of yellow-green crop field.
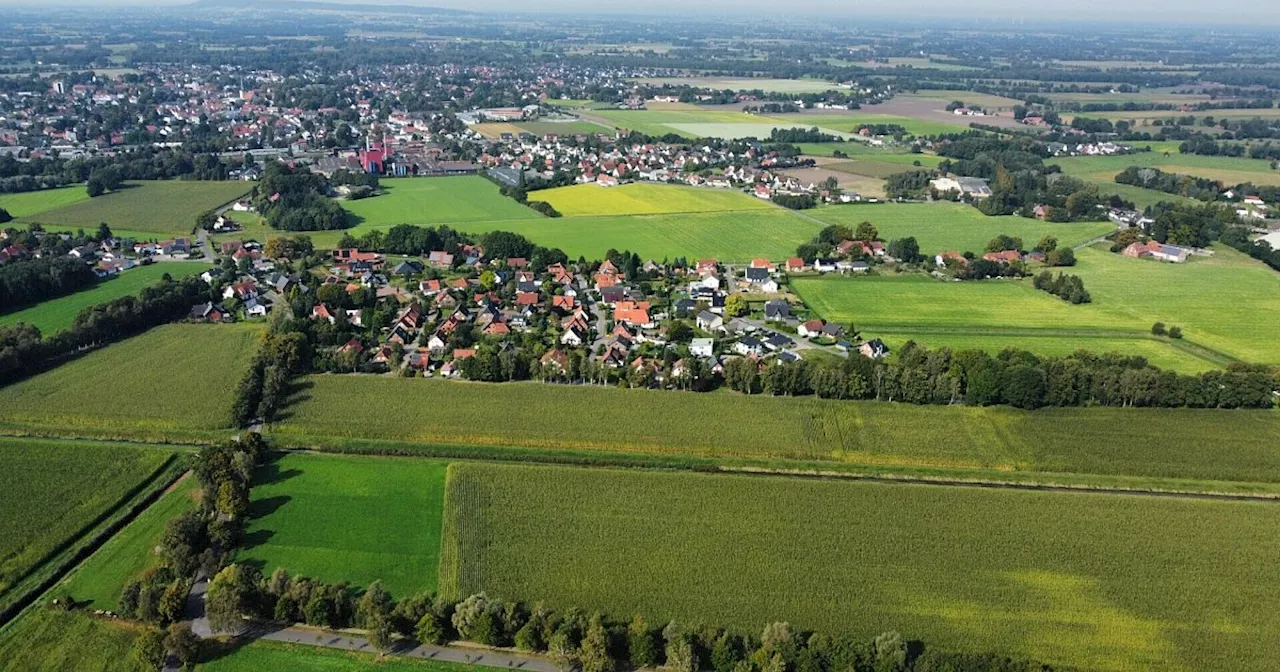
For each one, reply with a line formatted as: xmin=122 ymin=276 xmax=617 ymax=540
xmin=272 ymin=376 xmax=1280 ymax=486
xmin=794 ymin=246 xmax=1280 ymax=366
xmin=0 ymin=323 xmax=262 ymax=443
xmin=441 ymin=462 xmax=1280 ymax=672
xmin=535 ymin=183 xmax=775 ymax=217
xmin=0 ymin=186 xmax=90 ymax=218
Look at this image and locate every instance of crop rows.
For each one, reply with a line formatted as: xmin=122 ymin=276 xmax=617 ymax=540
xmin=441 ymin=462 xmax=1280 ymax=671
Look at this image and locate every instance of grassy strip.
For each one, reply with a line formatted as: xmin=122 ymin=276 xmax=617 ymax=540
xmin=0 ymin=456 xmax=185 ymax=628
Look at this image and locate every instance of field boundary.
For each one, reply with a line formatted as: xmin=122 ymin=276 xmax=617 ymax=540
xmin=0 ymin=458 xmax=187 ymax=630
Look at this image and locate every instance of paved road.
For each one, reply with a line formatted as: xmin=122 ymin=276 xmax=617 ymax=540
xmin=179 ymin=576 xmax=557 ymax=671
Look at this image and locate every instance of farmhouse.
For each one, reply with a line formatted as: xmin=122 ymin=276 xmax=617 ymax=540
xmin=1123 ymin=240 xmax=1189 ymax=263
xmin=930 ymin=176 xmax=992 ymax=199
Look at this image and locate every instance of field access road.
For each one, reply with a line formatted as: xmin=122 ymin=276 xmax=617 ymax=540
xmin=181 ymin=577 xmax=557 ymax=672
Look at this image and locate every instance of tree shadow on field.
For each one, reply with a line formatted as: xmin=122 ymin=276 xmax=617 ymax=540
xmin=248 ymin=495 xmax=292 ymax=521
xmin=240 ymin=528 xmax=277 ymax=551
xmin=271 ymin=378 xmax=314 ymax=423
xmin=253 ymin=460 xmax=302 ymax=487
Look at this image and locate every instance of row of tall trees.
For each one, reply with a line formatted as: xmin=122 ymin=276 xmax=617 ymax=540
xmin=0 ymin=254 xmax=97 ymax=315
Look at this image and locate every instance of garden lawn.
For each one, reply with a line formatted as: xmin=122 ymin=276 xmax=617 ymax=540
xmin=535 ymin=183 xmax=775 ymax=217
xmin=805 ymin=202 xmax=1113 ymax=254
xmin=60 ymin=476 xmax=199 ymax=612
xmin=457 ymin=209 xmax=823 ymax=262
xmin=0 ymin=439 xmax=173 ymax=612
xmin=15 ymin=181 xmax=251 ymax=236
xmin=238 ymin=453 xmax=448 ymax=597
xmin=0 ymin=323 xmax=263 ymax=442
xmin=793 ymin=246 xmax=1280 ymax=365
xmin=0 ymin=608 xmax=142 ymax=672
xmin=0 ymin=262 xmax=209 ymax=335
xmin=0 ymin=186 xmax=90 ymax=218
xmin=341 ymin=176 xmax=542 ymax=230
xmin=442 ymin=463 xmax=1280 ymax=672
xmin=199 ymin=640 xmax=479 ymax=671
xmin=273 ymin=377 xmax=1280 ymax=486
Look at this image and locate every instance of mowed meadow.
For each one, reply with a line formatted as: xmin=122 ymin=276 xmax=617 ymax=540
xmin=534 ymin=182 xmax=775 ymax=217
xmin=237 ymin=453 xmax=448 ymax=598
xmin=440 ymin=462 xmax=1280 ymax=672
xmin=0 ymin=262 xmax=209 ymax=335
xmin=15 ymin=180 xmax=252 ymax=236
xmin=272 ymin=377 xmax=1280 ymax=487
xmin=0 ymin=323 xmax=263 ymax=442
xmin=794 ymin=246 xmax=1280 ymax=366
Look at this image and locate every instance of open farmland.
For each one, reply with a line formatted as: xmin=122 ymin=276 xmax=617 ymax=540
xmin=0 ymin=323 xmax=262 ymax=443
xmin=340 ymin=176 xmax=542 ymax=230
xmin=60 ymin=476 xmax=198 ymax=612
xmin=0 ymin=439 xmax=175 ymax=615
xmin=0 ymin=186 xmax=90 ymax=218
xmin=238 ymin=453 xmax=447 ymax=597
xmin=1052 ymin=152 xmax=1280 ymax=187
xmin=535 ymin=183 xmax=774 ymax=217
xmin=441 ymin=463 xmax=1280 ymax=672
xmin=805 ymin=202 xmax=1113 ymax=254
xmin=15 ymin=181 xmax=251 ymax=236
xmin=583 ymin=109 xmax=855 ymax=140
xmin=457 ymin=209 xmax=823 ymax=262
xmin=772 ymin=112 xmax=971 ymax=136
xmin=0 ymin=262 xmax=209 ymax=335
xmin=794 ymin=246 xmax=1280 ymax=365
xmin=272 ymin=376 xmax=1280 ymax=488
xmin=633 ymin=77 xmax=843 ymax=93
xmin=0 ymin=608 xmax=141 ymax=672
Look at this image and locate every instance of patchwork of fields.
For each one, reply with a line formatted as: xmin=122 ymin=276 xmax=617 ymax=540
xmin=535 ymin=182 xmax=774 ymax=217
xmin=273 ymin=377 xmax=1280 ymax=486
xmin=0 ymin=439 xmax=174 ymax=614
xmin=0 ymin=323 xmax=263 ymax=442
xmin=441 ymin=462 xmax=1280 ymax=672
xmin=15 ymin=181 xmax=252 ymax=236
xmin=0 ymin=262 xmax=209 ymax=335
xmin=238 ymin=453 xmax=448 ymax=598
xmin=794 ymin=246 xmax=1280 ymax=366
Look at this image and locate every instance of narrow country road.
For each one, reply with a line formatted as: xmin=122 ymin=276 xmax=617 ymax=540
xmin=178 ymin=577 xmax=557 ymax=671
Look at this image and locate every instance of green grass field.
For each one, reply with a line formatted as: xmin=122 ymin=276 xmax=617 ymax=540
xmin=339 ymin=176 xmax=542 ymax=234
xmin=0 ymin=440 xmax=173 ymax=612
xmin=0 ymin=608 xmax=142 ymax=672
xmin=199 ymin=640 xmax=477 ymax=671
xmin=874 ymin=331 xmax=1219 ymax=374
xmin=441 ymin=462 xmax=1280 ymax=672
xmin=773 ymin=112 xmax=971 ymax=137
xmin=238 ymin=453 xmax=447 ymax=597
xmin=536 ymin=183 xmax=774 ymax=217
xmin=0 ymin=323 xmax=263 ymax=442
xmin=456 ymin=209 xmax=823 ymax=262
xmin=0 ymin=263 xmax=209 ymax=335
xmin=1051 ymin=152 xmax=1280 ymax=188
xmin=16 ymin=181 xmax=251 ymax=236
xmin=583 ymin=109 xmax=844 ymax=140
xmin=0 ymin=186 xmax=90 ymax=218
xmin=805 ymin=202 xmax=1113 ymax=254
xmin=60 ymin=477 xmax=198 ymax=612
xmin=634 ymin=77 xmax=842 ymax=93
xmin=272 ymin=377 xmax=1280 ymax=487
xmin=794 ymin=246 xmax=1280 ymax=365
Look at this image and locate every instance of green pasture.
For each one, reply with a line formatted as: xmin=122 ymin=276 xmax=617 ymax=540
xmin=442 ymin=462 xmax=1280 ymax=672
xmin=0 ymin=262 xmax=209 ymax=335
xmin=0 ymin=323 xmax=263 ymax=442
xmin=773 ymin=112 xmax=971 ymax=136
xmin=16 ymin=181 xmax=251 ymax=236
xmin=340 ymin=176 xmax=541 ymax=230
xmin=794 ymin=245 xmax=1280 ymax=365
xmin=874 ymin=331 xmax=1219 ymax=374
xmin=0 ymin=186 xmax=90 ymax=218
xmin=60 ymin=477 xmax=199 ymax=612
xmin=535 ymin=183 xmax=773 ymax=217
xmin=272 ymin=377 xmax=1280 ymax=487
xmin=806 ymin=202 xmax=1113 ymax=254
xmin=238 ymin=453 xmax=448 ymax=598
xmin=0 ymin=439 xmax=172 ymax=613
xmin=825 ymin=157 xmax=941 ymax=178
xmin=1051 ymin=152 xmax=1280 ymax=188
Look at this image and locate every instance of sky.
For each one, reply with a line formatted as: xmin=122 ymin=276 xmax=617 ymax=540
xmin=1 ymin=0 xmax=1279 ymax=24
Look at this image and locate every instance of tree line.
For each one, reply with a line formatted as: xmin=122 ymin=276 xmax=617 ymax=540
xmin=0 ymin=148 xmax=233 ymax=195
xmin=0 ymin=274 xmax=210 ymax=387
xmin=0 ymin=254 xmax=97 ymax=316
xmin=1114 ymin=166 xmax=1222 ymax=202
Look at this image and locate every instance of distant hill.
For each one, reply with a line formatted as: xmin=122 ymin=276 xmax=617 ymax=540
xmin=188 ymin=0 xmax=475 ymax=17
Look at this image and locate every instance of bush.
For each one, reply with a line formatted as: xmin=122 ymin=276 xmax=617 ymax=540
xmin=1151 ymin=322 xmax=1167 ymax=336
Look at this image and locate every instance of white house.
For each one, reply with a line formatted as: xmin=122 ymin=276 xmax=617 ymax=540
xmin=690 ymin=338 xmax=714 ymax=358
